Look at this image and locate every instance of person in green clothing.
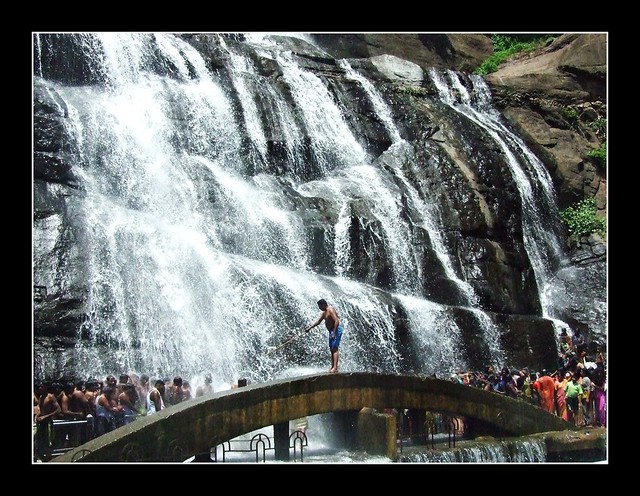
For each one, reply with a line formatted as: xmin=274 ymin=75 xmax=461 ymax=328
xmin=564 ymin=372 xmax=583 ymax=425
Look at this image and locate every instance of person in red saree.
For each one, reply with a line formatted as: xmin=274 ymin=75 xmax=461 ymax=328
xmin=535 ymin=369 xmax=557 ymax=415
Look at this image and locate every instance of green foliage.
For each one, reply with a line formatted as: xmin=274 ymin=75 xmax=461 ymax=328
xmin=490 ymin=34 xmax=514 ymax=52
xmin=560 ymin=198 xmax=606 ymax=239
xmin=588 ymin=118 xmax=607 ymax=139
xmin=559 ymin=106 xmax=581 ymax=132
xmin=475 ymin=34 xmax=556 ymax=76
xmin=560 ymin=107 xmax=578 ymax=121
xmin=587 ymin=142 xmax=607 ymax=166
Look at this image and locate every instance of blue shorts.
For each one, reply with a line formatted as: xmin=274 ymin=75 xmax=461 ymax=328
xmin=329 ymin=323 xmax=343 ymax=350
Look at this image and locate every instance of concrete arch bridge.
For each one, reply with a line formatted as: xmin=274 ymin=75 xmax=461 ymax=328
xmin=53 ymin=372 xmax=573 ymax=462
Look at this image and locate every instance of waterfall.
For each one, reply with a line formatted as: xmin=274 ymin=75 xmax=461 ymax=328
xmin=34 ymin=33 xmax=569 ymax=388
xmin=399 ymin=436 xmax=547 ymax=463
xmin=340 ymin=59 xmax=505 ymax=366
xmin=428 ymin=67 xmax=572 ymax=337
xmin=339 ymin=59 xmax=402 ymax=144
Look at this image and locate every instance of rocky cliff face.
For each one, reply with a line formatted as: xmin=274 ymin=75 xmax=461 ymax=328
xmin=309 ymin=32 xmax=607 ymax=348
xmin=310 ymin=33 xmax=607 ymax=212
xmin=32 ymin=33 xmax=607 ymax=381
xmin=485 ymin=34 xmax=607 ymax=344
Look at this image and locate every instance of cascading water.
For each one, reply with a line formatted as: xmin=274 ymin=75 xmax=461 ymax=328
xmin=340 ymin=58 xmax=505 ymax=365
xmin=427 ymin=68 xmax=572 ymax=342
xmin=399 ymin=436 xmax=548 ymax=463
xmin=33 ymin=33 xmax=572 ymax=395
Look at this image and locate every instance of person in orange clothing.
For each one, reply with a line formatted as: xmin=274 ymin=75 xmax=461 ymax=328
xmin=535 ymin=369 xmax=557 ymax=414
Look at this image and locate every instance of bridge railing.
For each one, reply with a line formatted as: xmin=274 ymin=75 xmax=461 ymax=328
xmin=215 ymin=433 xmax=273 ymax=463
xmin=33 ymin=418 xmax=93 ymax=461
xmin=290 ymin=431 xmax=308 ymax=462
xmin=400 ymin=411 xmax=464 ymax=452
xmin=34 ymin=415 xmax=142 ymax=461
xmin=52 ymin=429 xmax=310 ymax=463
xmin=208 ymin=430 xmax=308 ymax=463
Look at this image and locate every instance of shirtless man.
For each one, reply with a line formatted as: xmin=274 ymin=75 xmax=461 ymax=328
xmin=34 ymin=382 xmax=62 ymax=461
xmin=58 ymin=382 xmax=85 ymax=449
xmin=196 ymin=374 xmax=214 ymax=397
xmin=70 ymin=381 xmax=92 ymax=443
xmin=96 ymin=386 xmax=123 ymax=435
xmin=169 ymin=376 xmax=186 ymax=405
xmin=305 ymin=298 xmax=344 ymax=373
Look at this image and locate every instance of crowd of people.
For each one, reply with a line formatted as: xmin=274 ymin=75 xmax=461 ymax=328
xmin=449 ymin=328 xmax=607 ymax=429
xmin=34 ymin=298 xmax=343 ymax=462
xmin=34 ymin=328 xmax=607 ymax=462
xmin=33 ymin=372 xmax=216 ymax=461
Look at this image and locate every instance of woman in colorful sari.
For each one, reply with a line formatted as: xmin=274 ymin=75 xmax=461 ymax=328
xmin=590 ymin=359 xmax=606 ymax=427
xmin=555 ymin=372 xmax=570 ymax=421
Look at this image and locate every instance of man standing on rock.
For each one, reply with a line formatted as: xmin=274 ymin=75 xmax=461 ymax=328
xmin=305 ymin=299 xmax=343 ymax=373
